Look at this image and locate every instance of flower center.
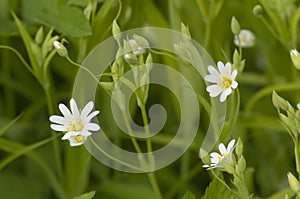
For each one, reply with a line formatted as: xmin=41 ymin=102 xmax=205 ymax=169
xmin=67 ymin=118 xmax=83 ymax=132
xmin=223 ymin=153 xmax=229 ymax=158
xmin=74 ymin=135 xmax=84 ymax=143
xmin=221 ymin=75 xmax=232 ymax=89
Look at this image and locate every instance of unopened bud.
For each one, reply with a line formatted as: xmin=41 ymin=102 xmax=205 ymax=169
xmin=35 ymin=27 xmax=44 ymax=45
xmin=288 ymin=172 xmax=300 ymax=193
xmin=181 ymin=23 xmax=191 ymax=40
xmin=290 ymin=49 xmax=300 ymax=70
xmin=124 ymin=53 xmax=138 ymax=65
xmin=53 ymin=41 xmax=68 ymax=57
xmin=231 ymin=16 xmax=241 ymax=35
xmin=253 ymin=5 xmax=263 ymax=16
xmin=112 ymin=20 xmax=121 ymax=43
xmin=235 ymin=138 xmax=243 ymax=157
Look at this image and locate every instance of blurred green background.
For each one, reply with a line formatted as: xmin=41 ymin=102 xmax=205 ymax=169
xmin=0 ymin=0 xmax=299 ymax=198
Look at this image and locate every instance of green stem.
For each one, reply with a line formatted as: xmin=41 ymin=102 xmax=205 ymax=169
xmin=295 ymin=136 xmax=300 ymax=178
xmin=147 ymin=172 xmax=163 ymax=199
xmin=44 ymin=84 xmax=64 ymax=182
xmin=244 ymin=82 xmax=300 ymax=112
xmin=140 ymin=105 xmax=152 ymax=154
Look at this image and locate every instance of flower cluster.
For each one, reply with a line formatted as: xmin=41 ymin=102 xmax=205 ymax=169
xmin=49 ymin=99 xmax=100 ymax=146
xmin=203 ymin=139 xmax=236 ymax=169
xmin=205 ymin=61 xmax=238 ymax=102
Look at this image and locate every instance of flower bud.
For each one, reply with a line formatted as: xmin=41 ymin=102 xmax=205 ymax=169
xmin=287 ymin=172 xmax=300 ymax=193
xmin=124 ymin=53 xmax=138 ymax=65
xmin=145 ymin=53 xmax=153 ymax=71
xmin=35 ymin=26 xmax=44 ymax=45
xmin=181 ymin=23 xmax=191 ymax=40
xmin=235 ymin=138 xmax=243 ymax=157
xmin=53 ymin=41 xmax=68 ymax=57
xmin=231 ymin=16 xmax=241 ymax=35
xmin=30 ymin=42 xmax=42 ymax=66
xmin=112 ymin=20 xmax=121 ymax=43
xmin=290 ymin=49 xmax=300 ymax=70
xmin=237 ymin=155 xmax=246 ymax=173
xmin=253 ymin=5 xmax=263 ymax=16
xmin=272 ymin=91 xmax=288 ymax=110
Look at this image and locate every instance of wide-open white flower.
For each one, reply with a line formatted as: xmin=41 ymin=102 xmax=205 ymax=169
xmin=234 ymin=29 xmax=255 ymax=48
xmin=205 ymin=61 xmax=238 ymax=102
xmin=203 ymin=139 xmax=236 ymax=169
xmin=49 ymin=98 xmax=100 ymax=146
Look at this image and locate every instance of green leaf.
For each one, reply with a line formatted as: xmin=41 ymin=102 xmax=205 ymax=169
xmin=23 ymin=0 xmax=92 ymax=37
xmin=0 ymin=114 xmax=22 ymax=136
xmin=201 ymin=179 xmax=238 ymax=199
xmin=73 ymin=190 xmax=96 ymax=199
xmin=267 ymin=188 xmax=294 ymax=199
xmin=182 ymin=190 xmax=196 ymax=199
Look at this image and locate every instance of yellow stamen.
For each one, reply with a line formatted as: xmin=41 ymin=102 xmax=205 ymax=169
xmin=68 ymin=117 xmax=84 ymax=132
xmin=221 ymin=75 xmax=232 ymax=90
xmin=74 ymin=135 xmax=84 ymax=143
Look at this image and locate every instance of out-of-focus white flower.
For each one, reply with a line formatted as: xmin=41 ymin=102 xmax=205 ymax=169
xmin=129 ymin=39 xmax=144 ymax=56
xmin=234 ymin=29 xmax=255 ymax=48
xmin=49 ymin=98 xmax=100 ymax=146
xmin=290 ymin=49 xmax=300 ymax=70
xmin=203 ymin=139 xmax=236 ymax=169
xmin=205 ymin=61 xmax=238 ymax=102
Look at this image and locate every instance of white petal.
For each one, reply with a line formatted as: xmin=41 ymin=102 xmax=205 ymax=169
xmin=50 ymin=124 xmax=66 ymax=132
xmin=85 ymin=110 xmax=100 ymax=122
xmin=205 ymin=75 xmax=220 ymax=83
xmin=217 ymin=61 xmax=225 ymax=74
xmin=61 ymin=131 xmax=80 ymax=140
xmin=223 ymin=62 xmax=232 ymax=76
xmin=220 ymin=88 xmax=232 ymax=102
xmin=210 ymin=152 xmax=222 ymax=164
xmin=59 ymin=104 xmax=72 ymax=119
xmin=70 ymin=98 xmax=80 ymax=118
xmin=81 ymin=101 xmax=94 ymax=119
xmin=231 ymin=81 xmax=238 ymax=89
xmin=231 ymin=69 xmax=238 ymax=80
xmin=202 ymin=165 xmax=210 ymax=168
xmin=49 ymin=115 xmax=67 ymax=125
xmin=84 ymin=123 xmax=100 ymax=131
xmin=207 ymin=65 xmax=220 ymax=76
xmin=218 ymin=143 xmax=227 ymax=155
xmin=206 ymin=85 xmax=222 ymax=97
xmin=227 ymin=139 xmax=236 ymax=153
xmin=80 ymin=131 xmax=92 ymax=137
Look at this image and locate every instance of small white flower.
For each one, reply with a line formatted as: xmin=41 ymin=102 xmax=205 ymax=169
xmin=129 ymin=39 xmax=144 ymax=56
xmin=49 ymin=98 xmax=100 ymax=146
xmin=203 ymin=139 xmax=236 ymax=170
xmin=205 ymin=61 xmax=238 ymax=102
xmin=297 ymin=103 xmax=300 ymax=110
xmin=234 ymin=29 xmax=255 ymax=48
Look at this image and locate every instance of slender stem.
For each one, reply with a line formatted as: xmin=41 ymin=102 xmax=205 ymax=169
xmin=147 ymin=172 xmax=163 ymax=199
xmin=295 ymin=136 xmax=300 ymax=179
xmin=44 ymin=84 xmax=64 ymax=181
xmin=140 ymin=105 xmax=152 ymax=154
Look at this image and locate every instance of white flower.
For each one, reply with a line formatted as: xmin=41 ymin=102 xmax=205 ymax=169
xmin=234 ymin=29 xmax=255 ymax=48
xmin=203 ymin=139 xmax=236 ymax=170
xmin=205 ymin=61 xmax=238 ymax=102
xmin=49 ymin=98 xmax=100 ymax=146
xmin=297 ymin=103 xmax=300 ymax=110
xmin=129 ymin=39 xmax=144 ymax=56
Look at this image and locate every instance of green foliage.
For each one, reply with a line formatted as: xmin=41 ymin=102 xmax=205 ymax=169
xmin=23 ymin=0 xmax=92 ymax=37
xmin=73 ymin=190 xmax=96 ymax=199
xmin=182 ymin=191 xmax=196 ymax=199
xmin=201 ymin=179 xmax=239 ymax=199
